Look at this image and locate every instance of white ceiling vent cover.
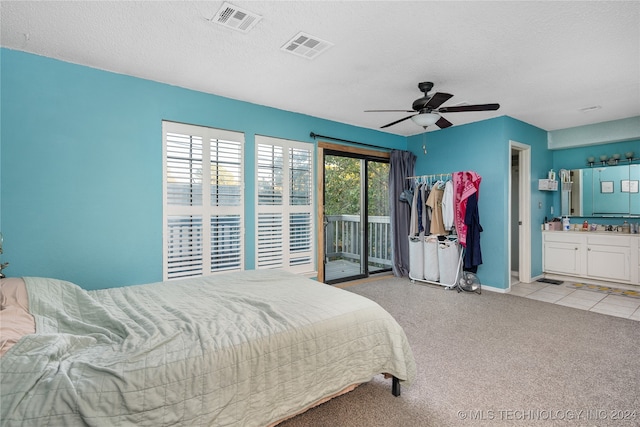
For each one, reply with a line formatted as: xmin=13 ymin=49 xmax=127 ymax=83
xmin=281 ymin=32 xmax=333 ymax=59
xmin=212 ymin=2 xmax=262 ymax=33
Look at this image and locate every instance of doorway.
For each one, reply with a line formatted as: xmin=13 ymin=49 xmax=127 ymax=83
xmin=509 ymin=141 xmax=532 ymax=287
xmin=318 ymin=143 xmax=391 ymax=284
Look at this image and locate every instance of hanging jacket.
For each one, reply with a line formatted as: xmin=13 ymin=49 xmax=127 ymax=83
xmin=426 ymin=183 xmax=445 ymax=235
xmin=463 ymin=192 xmax=483 ymax=272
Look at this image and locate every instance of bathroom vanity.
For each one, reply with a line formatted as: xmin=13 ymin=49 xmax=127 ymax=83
xmin=542 ymin=231 xmax=640 ymax=286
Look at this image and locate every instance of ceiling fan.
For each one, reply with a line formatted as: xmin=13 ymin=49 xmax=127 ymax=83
xmin=366 ymin=81 xmax=500 ymax=129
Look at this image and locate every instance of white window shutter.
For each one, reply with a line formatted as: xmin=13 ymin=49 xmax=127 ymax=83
xmin=163 ymin=122 xmax=244 ymax=280
xmin=256 ymin=136 xmax=315 ymax=275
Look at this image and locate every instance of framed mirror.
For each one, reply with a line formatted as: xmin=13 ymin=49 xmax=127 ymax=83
xmin=561 ymin=164 xmax=640 ymax=218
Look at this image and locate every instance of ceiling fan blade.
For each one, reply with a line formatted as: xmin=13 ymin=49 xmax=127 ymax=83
xmin=365 ymin=109 xmax=415 ymax=113
xmin=425 ymin=92 xmax=454 ymax=109
xmin=438 ymin=103 xmax=500 ymax=113
xmin=380 ymin=114 xmax=415 ymax=129
xmin=435 ymin=116 xmax=453 ymax=129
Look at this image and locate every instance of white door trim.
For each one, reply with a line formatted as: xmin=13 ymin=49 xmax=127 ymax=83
xmin=509 ymin=141 xmax=532 ymax=287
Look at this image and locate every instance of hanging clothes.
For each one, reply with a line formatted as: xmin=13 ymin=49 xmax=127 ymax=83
xmin=416 ymin=183 xmax=424 ymax=234
xmin=409 ymin=185 xmax=419 ymax=236
xmin=452 ymin=171 xmax=482 ymax=247
xmin=442 ymin=180 xmax=454 ymax=231
xmin=426 ymin=182 xmax=446 ymax=235
xmin=463 ymin=192 xmax=483 ymax=272
xmin=420 ymin=183 xmax=430 ymax=236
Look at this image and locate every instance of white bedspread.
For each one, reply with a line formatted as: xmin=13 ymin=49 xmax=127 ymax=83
xmin=1 ymin=270 xmax=416 ymax=426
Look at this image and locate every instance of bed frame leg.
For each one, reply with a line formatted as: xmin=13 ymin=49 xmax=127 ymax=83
xmin=392 ymin=376 xmax=400 ymax=397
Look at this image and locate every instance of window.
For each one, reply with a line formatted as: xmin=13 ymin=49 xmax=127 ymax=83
xmin=163 ymin=121 xmax=244 ymax=279
xmin=256 ymin=136 xmax=315 ymax=274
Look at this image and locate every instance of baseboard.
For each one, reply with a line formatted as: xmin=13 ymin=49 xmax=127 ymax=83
xmin=479 ymin=284 xmax=509 ymax=293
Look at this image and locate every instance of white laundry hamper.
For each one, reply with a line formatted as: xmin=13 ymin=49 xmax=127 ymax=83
xmin=408 ymin=235 xmax=424 ymax=280
xmin=437 ymin=239 xmax=460 ymax=286
xmin=423 ymin=235 xmax=440 ymax=281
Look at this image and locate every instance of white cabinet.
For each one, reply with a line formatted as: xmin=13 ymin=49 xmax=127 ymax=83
xmin=585 ymin=235 xmax=631 ymax=282
xmin=542 ymin=231 xmax=638 ymax=285
xmin=543 ymin=241 xmax=581 ymax=275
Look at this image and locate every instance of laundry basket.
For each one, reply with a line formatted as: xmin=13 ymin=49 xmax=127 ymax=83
xmin=408 ymin=235 xmax=424 ymax=280
xmin=437 ymin=238 xmax=460 ymax=287
xmin=423 ymin=235 xmax=440 ymax=281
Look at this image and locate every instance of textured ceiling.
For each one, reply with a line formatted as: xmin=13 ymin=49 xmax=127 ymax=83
xmin=1 ymin=1 xmax=639 ymax=136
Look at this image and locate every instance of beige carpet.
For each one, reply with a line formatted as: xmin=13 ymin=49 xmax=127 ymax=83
xmin=280 ymin=276 xmax=640 ymax=426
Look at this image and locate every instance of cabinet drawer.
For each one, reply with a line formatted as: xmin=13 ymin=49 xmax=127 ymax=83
xmin=543 ymin=232 xmax=582 ymax=244
xmin=587 ymin=235 xmax=630 ymax=247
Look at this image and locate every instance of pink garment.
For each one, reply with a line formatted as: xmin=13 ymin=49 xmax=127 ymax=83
xmin=452 ymin=171 xmax=481 ymax=247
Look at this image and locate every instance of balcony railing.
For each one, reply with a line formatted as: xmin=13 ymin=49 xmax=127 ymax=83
xmin=325 ymin=214 xmax=392 ymax=268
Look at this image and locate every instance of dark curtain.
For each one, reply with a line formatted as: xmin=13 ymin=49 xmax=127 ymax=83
xmin=389 ymin=150 xmax=416 ymax=277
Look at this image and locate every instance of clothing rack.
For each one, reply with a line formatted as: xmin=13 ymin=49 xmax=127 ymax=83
xmin=406 ymin=173 xmax=452 ymax=183
xmin=406 ymin=171 xmax=460 ymax=289
xmin=405 ymin=172 xmax=452 ymax=179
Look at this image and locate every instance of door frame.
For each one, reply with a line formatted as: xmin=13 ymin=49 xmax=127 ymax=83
xmin=316 ymin=141 xmax=390 ymax=283
xmin=509 ymin=141 xmax=532 ymax=287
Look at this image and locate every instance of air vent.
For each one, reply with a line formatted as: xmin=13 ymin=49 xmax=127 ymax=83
xmin=212 ymin=2 xmax=262 ymax=33
xmin=281 ymin=32 xmax=333 ymax=59
xmin=579 ymin=105 xmax=602 ymax=113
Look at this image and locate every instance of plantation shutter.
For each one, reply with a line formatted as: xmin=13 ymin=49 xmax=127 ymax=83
xmin=256 ymin=136 xmax=315 ymax=275
xmin=163 ymin=121 xmax=244 ymax=280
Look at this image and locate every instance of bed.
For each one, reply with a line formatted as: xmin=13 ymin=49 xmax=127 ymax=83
xmin=0 ymin=270 xmax=416 ymax=426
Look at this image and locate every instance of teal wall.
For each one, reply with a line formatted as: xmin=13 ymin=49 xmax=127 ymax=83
xmin=407 ymin=116 xmax=550 ymax=289
xmin=0 ymin=49 xmax=404 ymax=289
xmin=1 ymin=48 xmax=634 ymax=291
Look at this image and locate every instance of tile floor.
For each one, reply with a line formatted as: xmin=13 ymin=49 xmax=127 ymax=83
xmin=509 ymin=276 xmax=640 ymax=321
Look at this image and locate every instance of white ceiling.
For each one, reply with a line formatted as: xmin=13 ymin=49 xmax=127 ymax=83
xmin=1 ymin=1 xmax=639 ymax=136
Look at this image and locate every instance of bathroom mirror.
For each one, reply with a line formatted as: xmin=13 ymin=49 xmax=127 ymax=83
xmin=561 ymin=164 xmax=640 ymax=218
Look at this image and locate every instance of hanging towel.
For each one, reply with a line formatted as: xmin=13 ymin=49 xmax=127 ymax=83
xmin=452 ymin=171 xmax=482 ymax=247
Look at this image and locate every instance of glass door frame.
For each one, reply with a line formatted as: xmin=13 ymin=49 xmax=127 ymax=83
xmin=316 ymin=141 xmax=390 ymax=284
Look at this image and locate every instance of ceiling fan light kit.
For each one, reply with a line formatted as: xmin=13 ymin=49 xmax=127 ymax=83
xmin=367 ymin=81 xmax=500 ymax=130
xmin=411 ymin=112 xmax=440 ymax=127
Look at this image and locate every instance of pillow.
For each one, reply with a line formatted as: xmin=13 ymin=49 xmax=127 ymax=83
xmin=1 ymin=278 xmax=36 ymax=357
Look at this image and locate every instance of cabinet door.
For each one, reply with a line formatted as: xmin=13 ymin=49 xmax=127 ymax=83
xmin=586 ymin=245 xmax=630 ymax=281
xmin=544 ymin=242 xmax=581 ymax=275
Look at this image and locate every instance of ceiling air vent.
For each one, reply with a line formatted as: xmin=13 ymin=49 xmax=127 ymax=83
xmin=281 ymin=32 xmax=333 ymax=59
xmin=212 ymin=2 xmax=262 ymax=33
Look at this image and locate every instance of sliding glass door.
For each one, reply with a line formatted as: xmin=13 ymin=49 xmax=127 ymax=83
xmin=323 ymin=151 xmax=390 ymax=284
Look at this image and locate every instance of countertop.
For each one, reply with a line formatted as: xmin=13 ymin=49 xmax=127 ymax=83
xmin=543 ymin=229 xmax=639 ymax=237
